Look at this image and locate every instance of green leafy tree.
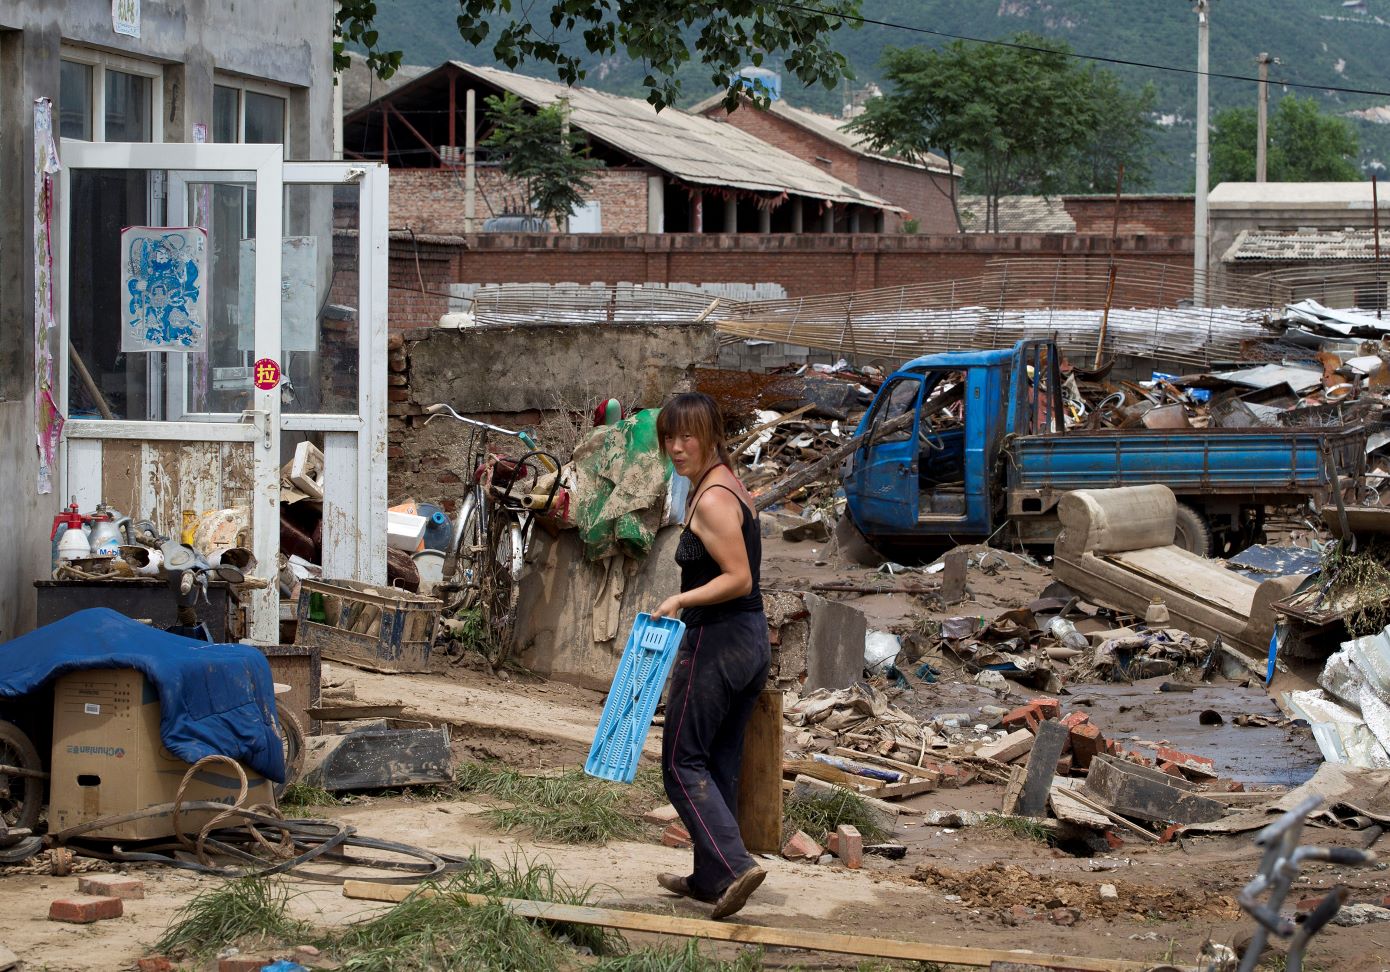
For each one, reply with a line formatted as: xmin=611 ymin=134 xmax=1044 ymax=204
xmin=335 ymin=0 xmax=861 ymax=112
xmin=1058 ymin=72 xmax=1158 ymax=194
xmin=480 ymin=93 xmax=605 ymax=228
xmin=850 ymin=35 xmax=1151 ymax=232
xmin=1211 ymin=95 xmax=1360 ymax=184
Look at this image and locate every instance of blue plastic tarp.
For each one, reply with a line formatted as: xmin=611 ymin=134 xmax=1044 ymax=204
xmin=0 ymin=608 xmax=285 ymax=782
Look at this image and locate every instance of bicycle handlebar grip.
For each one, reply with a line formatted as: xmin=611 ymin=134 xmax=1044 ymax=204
xmin=1300 ymin=886 xmax=1350 ymax=937
xmin=1324 ymin=847 xmax=1375 ymax=866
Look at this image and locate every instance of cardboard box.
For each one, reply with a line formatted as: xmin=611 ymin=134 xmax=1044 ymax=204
xmin=49 ymin=669 xmax=275 ymax=840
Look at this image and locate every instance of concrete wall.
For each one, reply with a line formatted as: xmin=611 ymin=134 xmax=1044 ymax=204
xmin=0 ymin=1 xmax=333 ymax=636
xmin=386 ymin=323 xmax=718 ymax=510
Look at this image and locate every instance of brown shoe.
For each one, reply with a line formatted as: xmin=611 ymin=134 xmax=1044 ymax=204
xmin=657 ymin=872 xmax=715 ymax=902
xmin=709 ymin=866 xmax=765 ymax=920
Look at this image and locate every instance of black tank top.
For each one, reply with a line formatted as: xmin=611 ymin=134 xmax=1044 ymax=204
xmin=674 ymin=477 xmax=763 ymax=628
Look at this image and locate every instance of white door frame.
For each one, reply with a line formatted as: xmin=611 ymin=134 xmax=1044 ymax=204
xmin=59 ymin=141 xmax=284 ymax=642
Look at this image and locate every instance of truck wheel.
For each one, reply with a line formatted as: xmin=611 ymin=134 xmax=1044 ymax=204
xmin=0 ymin=721 xmax=42 ymax=833
xmin=1173 ymin=503 xmax=1214 ymax=557
xmin=832 ymin=515 xmax=885 ymax=567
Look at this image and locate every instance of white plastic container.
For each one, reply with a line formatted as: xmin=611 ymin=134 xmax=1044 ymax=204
xmin=387 ymin=510 xmax=427 ymax=551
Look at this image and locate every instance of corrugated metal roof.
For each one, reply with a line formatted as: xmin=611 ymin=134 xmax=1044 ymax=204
xmin=450 ymin=62 xmax=899 ymax=210
xmin=690 ymin=93 xmax=959 ymax=176
xmin=1223 ymin=228 xmax=1384 ymax=262
xmin=958 ymin=195 xmax=1076 ymax=233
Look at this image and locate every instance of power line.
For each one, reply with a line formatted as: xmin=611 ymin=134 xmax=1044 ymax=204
xmin=771 ymin=0 xmax=1390 ymax=100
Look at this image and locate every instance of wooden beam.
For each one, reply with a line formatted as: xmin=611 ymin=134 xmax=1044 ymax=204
xmin=387 ymin=101 xmax=445 ymax=165
xmin=340 ymin=881 xmax=1178 ymax=971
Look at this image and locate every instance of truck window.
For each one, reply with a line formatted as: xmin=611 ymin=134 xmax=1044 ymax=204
xmin=870 ymin=377 xmax=920 ymax=443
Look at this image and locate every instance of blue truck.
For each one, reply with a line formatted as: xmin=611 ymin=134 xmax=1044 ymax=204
xmin=841 ymin=340 xmax=1368 ymax=557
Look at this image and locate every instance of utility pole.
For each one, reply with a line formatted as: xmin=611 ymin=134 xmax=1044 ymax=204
xmin=1194 ymin=0 xmax=1210 ymax=305
xmin=1256 ymin=52 xmax=1273 ymax=182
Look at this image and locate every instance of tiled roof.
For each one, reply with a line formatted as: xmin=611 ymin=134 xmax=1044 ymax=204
xmin=1223 ymin=228 xmax=1385 ymax=262
xmin=958 ymin=195 xmax=1076 ymax=233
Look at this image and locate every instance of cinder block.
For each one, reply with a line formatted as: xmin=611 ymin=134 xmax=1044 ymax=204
xmin=48 ymin=895 xmax=123 ymax=923
xmin=78 ymin=874 xmax=145 ymax=900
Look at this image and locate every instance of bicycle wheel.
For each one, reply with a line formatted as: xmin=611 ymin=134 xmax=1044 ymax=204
xmin=480 ymin=516 xmax=524 ymax=666
xmin=444 ymin=493 xmax=484 ymax=611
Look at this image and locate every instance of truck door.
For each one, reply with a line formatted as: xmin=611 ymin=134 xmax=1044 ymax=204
xmin=845 ymin=375 xmax=922 ymax=533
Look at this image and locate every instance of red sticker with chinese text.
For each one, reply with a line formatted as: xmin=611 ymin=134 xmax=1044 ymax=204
xmin=253 ymin=358 xmax=282 ymax=391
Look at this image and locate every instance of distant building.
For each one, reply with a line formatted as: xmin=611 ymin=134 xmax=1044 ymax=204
xmin=693 ymin=92 xmax=961 ymax=234
xmin=344 ymin=62 xmax=901 ymax=235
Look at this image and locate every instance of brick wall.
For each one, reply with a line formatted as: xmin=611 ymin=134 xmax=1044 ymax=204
xmin=333 ymin=229 xmax=454 ymax=332
xmin=699 ymin=105 xmax=960 ymax=234
xmin=1062 ymin=195 xmax=1194 ymax=236
xmin=451 ymin=232 xmax=1194 ymax=301
xmin=389 ymin=167 xmax=653 ymax=235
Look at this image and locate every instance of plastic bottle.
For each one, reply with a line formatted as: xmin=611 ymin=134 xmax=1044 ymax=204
xmin=1145 ymin=597 xmax=1171 ymax=627
xmin=1045 ymin=615 xmax=1089 ymax=650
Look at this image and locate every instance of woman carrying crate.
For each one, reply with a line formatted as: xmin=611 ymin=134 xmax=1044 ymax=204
xmin=651 ymin=392 xmax=770 ymax=920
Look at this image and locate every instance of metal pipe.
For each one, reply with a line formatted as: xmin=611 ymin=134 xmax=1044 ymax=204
xmin=465 ymin=88 xmax=476 ymax=233
xmin=1095 ymin=163 xmax=1125 ymax=367
xmin=1374 ymin=174 xmax=1383 ymax=319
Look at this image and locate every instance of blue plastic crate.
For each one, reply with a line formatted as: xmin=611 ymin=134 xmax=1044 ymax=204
xmin=585 ymin=613 xmax=686 ymax=784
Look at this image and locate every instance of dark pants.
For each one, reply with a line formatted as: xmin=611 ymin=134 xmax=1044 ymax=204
xmin=661 ymin=610 xmax=771 ymax=899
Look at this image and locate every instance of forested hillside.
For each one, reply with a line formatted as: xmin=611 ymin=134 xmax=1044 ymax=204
xmin=361 ymin=0 xmax=1390 ymax=190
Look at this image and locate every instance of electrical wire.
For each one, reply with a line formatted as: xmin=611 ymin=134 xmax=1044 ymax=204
xmin=769 ymin=0 xmax=1390 ymax=100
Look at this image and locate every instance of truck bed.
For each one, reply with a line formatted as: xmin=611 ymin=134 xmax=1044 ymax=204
xmin=1010 ymin=425 xmax=1367 ymax=496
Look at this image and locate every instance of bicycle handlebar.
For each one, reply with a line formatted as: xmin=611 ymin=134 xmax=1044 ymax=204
xmin=424 ymin=403 xmax=559 ymax=473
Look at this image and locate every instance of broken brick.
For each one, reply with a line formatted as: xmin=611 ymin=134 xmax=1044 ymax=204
xmin=1030 ymin=698 xmax=1061 ymax=719
xmin=1060 ymin=711 xmax=1091 ymax=729
xmin=1002 ymin=704 xmax=1043 ymax=732
xmin=1050 ymin=906 xmax=1081 ymax=926
xmin=137 ymin=959 xmax=174 ymax=972
xmin=642 ymin=804 xmax=681 ymax=826
xmin=1068 ymin=722 xmax=1105 ymax=770
xmin=1155 ymin=746 xmax=1217 ymax=777
xmin=1103 ymin=830 xmax=1125 ymax=850
xmin=1159 ymin=825 xmax=1183 ymax=844
xmin=834 ymin=824 xmax=863 ymax=869
xmin=1055 ymin=754 xmax=1074 ymax=777
xmin=78 ymin=874 xmax=144 ymax=900
xmin=661 ymin=823 xmax=692 ymax=849
xmin=782 ymin=830 xmax=823 ymax=861
xmin=219 ymin=959 xmax=274 ymax=972
xmin=1157 ymin=761 xmax=1187 ymax=779
xmin=49 ymin=895 xmax=123 ymax=923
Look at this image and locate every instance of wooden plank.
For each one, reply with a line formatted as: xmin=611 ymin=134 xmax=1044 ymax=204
xmin=220 ymin=441 xmax=255 ymax=509
xmin=1083 ymin=756 xmax=1224 ymax=825
xmin=321 ymin=431 xmax=360 ymax=580
xmin=1057 ymin=786 xmax=1160 ymax=842
xmin=874 ymin=777 xmax=939 ymax=800
xmin=785 ymin=759 xmax=883 ymax=792
xmin=976 ymin=729 xmax=1035 ymax=764
xmin=737 ymin=688 xmax=783 ymax=854
xmin=307 ymin=703 xmax=405 ymax=721
xmin=1001 ymin=765 xmax=1025 ymax=815
xmin=67 ymin=440 xmax=103 ymax=513
xmin=942 ymin=549 xmax=968 ymax=605
xmin=790 ymin=774 xmax=920 ymax=818
xmin=101 ymin=439 xmax=142 ymax=522
xmin=1049 ymin=780 xmax=1111 ymax=830
xmin=1017 ymin=720 xmax=1068 ymax=818
xmin=340 ymin=881 xmax=1175 ymax=971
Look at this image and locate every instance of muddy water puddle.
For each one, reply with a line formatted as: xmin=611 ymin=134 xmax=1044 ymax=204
xmin=1064 ymin=676 xmax=1321 ymax=786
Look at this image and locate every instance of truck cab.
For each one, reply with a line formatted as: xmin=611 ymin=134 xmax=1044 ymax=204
xmin=842 ymin=340 xmax=1364 ymax=558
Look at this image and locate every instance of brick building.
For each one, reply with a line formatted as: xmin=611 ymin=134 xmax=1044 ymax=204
xmin=344 ymin=62 xmax=900 ymax=237
xmin=695 ymin=94 xmax=961 ymax=234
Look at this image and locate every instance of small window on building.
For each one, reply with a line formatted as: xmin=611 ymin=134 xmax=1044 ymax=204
xmin=213 ymin=85 xmax=239 ymax=143
xmin=59 ymin=60 xmax=93 ymax=140
xmin=104 ymin=70 xmax=152 ymax=142
xmin=244 ymin=91 xmax=286 ymax=144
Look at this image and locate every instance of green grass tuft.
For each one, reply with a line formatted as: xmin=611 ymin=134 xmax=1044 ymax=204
xmin=154 ymin=877 xmax=305 ymax=958
xmin=456 ymin=761 xmax=644 ymax=844
xmin=979 ymin=813 xmax=1052 ymax=843
xmin=782 ymin=789 xmax=890 ymax=844
xmin=278 ymin=781 xmax=337 ymax=813
xmin=592 ymin=940 xmax=764 ymax=971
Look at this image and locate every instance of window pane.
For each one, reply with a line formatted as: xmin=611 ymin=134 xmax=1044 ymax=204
xmin=213 ymin=85 xmax=238 ymax=143
xmin=244 ymin=92 xmax=285 ymax=144
xmin=60 ymin=60 xmax=92 ymax=140
xmin=105 ymin=70 xmax=152 ymax=142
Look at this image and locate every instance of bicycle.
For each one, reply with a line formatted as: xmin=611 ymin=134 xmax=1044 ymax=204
xmin=423 ymin=403 xmax=559 ymax=664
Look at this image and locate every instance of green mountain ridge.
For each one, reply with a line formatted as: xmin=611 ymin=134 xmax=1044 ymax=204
xmin=361 ymin=0 xmax=1390 ymax=191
